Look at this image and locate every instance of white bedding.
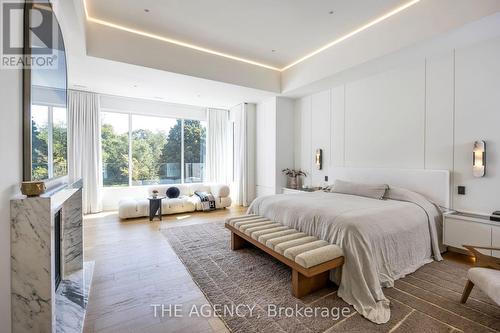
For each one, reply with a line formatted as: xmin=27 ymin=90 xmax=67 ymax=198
xmin=247 ymin=188 xmax=443 ymax=324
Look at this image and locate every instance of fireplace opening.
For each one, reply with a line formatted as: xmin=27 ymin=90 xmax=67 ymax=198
xmin=54 ymin=209 xmax=62 ymax=290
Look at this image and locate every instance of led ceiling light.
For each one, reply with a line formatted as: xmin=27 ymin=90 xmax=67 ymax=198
xmin=282 ymin=0 xmax=421 ymax=70
xmin=83 ymin=0 xmax=421 ymax=72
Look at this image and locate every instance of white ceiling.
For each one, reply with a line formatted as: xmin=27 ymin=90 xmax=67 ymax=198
xmin=68 ymin=55 xmax=275 ymax=109
xmin=54 ymin=0 xmax=500 ymax=108
xmin=85 ymin=0 xmax=406 ymax=68
xmin=53 ymin=0 xmax=275 ymax=108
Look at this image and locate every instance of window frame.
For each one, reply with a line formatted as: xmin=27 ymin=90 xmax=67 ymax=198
xmin=100 ymin=110 xmax=207 ymax=187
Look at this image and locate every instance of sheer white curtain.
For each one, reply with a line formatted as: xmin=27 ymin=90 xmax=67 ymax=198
xmin=68 ymin=90 xmax=102 ymax=214
xmin=206 ymin=108 xmax=230 ymax=184
xmin=231 ymin=103 xmax=256 ymax=206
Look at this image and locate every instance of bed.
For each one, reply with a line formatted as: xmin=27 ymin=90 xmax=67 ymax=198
xmin=247 ymin=168 xmax=450 ymax=324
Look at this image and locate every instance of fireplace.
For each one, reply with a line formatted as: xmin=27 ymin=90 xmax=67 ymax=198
xmin=54 ymin=209 xmax=62 ymax=290
xmin=11 ymin=180 xmax=88 ymax=332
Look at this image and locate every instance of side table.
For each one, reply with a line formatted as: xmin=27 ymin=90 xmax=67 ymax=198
xmin=148 ymin=196 xmax=166 ymax=221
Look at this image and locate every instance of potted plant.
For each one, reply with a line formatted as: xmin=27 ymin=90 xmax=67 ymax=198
xmin=282 ymin=169 xmax=307 ymax=189
xmin=152 ymin=190 xmax=159 ymax=198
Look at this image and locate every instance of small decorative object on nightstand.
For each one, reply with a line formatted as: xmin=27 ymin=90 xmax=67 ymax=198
xmin=148 ymin=196 xmax=166 ymax=221
xmin=443 ymin=211 xmax=500 ymax=258
xmin=281 ymin=168 xmax=307 ymax=190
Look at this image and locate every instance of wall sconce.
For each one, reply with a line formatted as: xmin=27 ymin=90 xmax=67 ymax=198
xmin=315 ymin=149 xmax=323 ymax=170
xmin=473 ymin=140 xmax=486 ymax=178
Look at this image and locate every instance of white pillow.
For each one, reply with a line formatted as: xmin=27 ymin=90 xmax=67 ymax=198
xmin=330 ymin=179 xmax=388 ymax=200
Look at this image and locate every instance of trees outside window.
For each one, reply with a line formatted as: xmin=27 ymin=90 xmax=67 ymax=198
xmin=184 ymin=120 xmax=206 ymax=183
xmin=101 ymin=112 xmax=206 ymax=187
xmin=31 ymin=105 xmax=67 ymax=180
xmin=101 ymin=112 xmax=129 ymax=187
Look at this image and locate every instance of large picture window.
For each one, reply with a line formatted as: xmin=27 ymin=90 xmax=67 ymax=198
xmin=101 ymin=112 xmax=206 ymax=187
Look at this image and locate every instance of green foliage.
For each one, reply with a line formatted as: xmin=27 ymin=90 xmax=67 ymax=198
xmin=32 ymin=120 xmax=49 ymax=180
xmin=102 ymin=118 xmax=206 ymax=186
xmin=31 ymin=114 xmax=68 ymax=181
xmin=53 ymin=121 xmax=67 ymax=177
xmin=132 ymin=129 xmax=167 ymax=184
xmin=101 ymin=123 xmax=129 ymax=186
xmin=184 ymin=120 xmax=206 ymax=163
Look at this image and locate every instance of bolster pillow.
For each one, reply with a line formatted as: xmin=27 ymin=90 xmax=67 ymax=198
xmin=330 ymin=179 xmax=388 ymax=200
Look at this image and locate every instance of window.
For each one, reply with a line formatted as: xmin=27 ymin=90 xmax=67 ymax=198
xmin=101 ymin=112 xmax=129 ymax=187
xmin=31 ymin=105 xmax=67 ymax=180
xmin=131 ymin=115 xmax=181 ymax=185
xmin=101 ymin=112 xmax=206 ymax=187
xmin=183 ymin=120 xmax=206 ymax=183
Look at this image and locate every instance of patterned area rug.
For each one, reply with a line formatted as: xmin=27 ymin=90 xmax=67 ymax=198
xmin=162 ymin=222 xmax=500 ymax=333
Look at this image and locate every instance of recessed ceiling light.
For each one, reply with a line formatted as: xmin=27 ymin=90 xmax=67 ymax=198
xmin=83 ymin=0 xmax=421 ymax=71
xmin=144 ymin=9 xmax=150 ymax=13
xmin=133 ymin=85 xmax=138 ymax=88
xmin=329 ymin=10 xmax=334 ymax=15
xmin=271 ymin=49 xmax=276 ymax=53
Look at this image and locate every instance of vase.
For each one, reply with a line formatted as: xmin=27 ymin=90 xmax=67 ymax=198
xmin=287 ymin=176 xmax=298 ymax=189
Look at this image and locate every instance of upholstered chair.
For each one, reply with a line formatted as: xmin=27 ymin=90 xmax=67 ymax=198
xmin=461 ymin=245 xmax=500 ymax=305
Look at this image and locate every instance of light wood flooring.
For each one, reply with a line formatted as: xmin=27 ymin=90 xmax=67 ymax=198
xmin=82 ymin=205 xmax=471 ymax=333
xmin=83 ymin=206 xmax=246 ymax=333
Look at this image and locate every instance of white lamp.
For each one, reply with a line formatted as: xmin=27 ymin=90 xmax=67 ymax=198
xmin=473 ymin=141 xmax=486 ymax=178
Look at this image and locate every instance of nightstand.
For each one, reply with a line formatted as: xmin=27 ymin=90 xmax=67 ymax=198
xmin=443 ymin=211 xmax=500 ymax=258
xmin=282 ymin=187 xmax=321 ymax=194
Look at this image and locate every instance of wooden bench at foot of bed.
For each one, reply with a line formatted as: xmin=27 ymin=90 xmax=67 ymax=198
xmin=225 ymin=215 xmax=344 ymax=298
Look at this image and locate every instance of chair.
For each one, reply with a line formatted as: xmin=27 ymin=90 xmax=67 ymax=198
xmin=461 ymin=245 xmax=500 ymax=305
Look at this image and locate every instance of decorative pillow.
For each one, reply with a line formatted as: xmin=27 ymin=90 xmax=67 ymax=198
xmin=330 ymin=179 xmax=388 ymax=199
xmin=166 ymin=186 xmax=180 ymax=199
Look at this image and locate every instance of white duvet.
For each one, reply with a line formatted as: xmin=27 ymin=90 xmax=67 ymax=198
xmin=247 ymin=187 xmax=444 ymax=324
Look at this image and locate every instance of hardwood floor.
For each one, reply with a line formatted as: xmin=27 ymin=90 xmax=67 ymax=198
xmin=82 ymin=205 xmax=472 ymax=333
xmin=83 ymin=206 xmax=246 ymax=333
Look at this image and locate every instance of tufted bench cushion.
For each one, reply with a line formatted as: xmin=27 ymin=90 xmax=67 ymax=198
xmin=226 ymin=215 xmax=343 ymax=269
xmin=225 ymin=215 xmax=344 ymax=297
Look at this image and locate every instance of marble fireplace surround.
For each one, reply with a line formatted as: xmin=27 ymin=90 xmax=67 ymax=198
xmin=11 ymin=179 xmax=92 ymax=333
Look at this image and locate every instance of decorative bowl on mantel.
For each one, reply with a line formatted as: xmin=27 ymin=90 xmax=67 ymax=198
xmin=20 ymin=181 xmax=46 ymax=197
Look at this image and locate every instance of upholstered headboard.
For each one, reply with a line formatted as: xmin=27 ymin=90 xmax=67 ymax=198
xmin=329 ymin=167 xmax=450 ymax=208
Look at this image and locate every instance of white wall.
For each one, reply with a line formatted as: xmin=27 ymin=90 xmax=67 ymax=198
xmin=295 ymin=35 xmax=500 ymax=214
xmin=0 ymin=67 xmax=22 ymax=333
xmin=454 ymin=38 xmax=500 ymax=213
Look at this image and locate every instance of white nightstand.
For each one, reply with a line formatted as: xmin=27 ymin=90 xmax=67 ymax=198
xmin=282 ymin=187 xmax=321 ymax=194
xmin=443 ymin=211 xmax=500 ymax=258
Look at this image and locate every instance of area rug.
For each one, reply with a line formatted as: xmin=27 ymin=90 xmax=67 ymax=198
xmin=162 ymin=222 xmax=500 ymax=333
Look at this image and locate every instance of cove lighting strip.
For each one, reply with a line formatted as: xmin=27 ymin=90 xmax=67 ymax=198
xmin=83 ymin=0 xmax=421 ymax=72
